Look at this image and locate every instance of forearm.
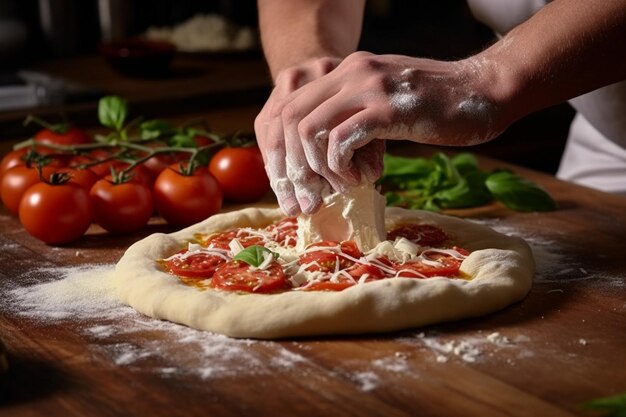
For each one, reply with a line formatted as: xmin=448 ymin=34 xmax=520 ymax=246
xmin=475 ymin=0 xmax=626 ymax=126
xmin=258 ymin=0 xmax=365 ymax=80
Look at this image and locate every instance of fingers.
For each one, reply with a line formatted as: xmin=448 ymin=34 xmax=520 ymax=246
xmin=294 ymin=91 xmax=365 ymax=191
xmin=354 ymin=140 xmax=385 ymax=183
xmin=284 ymin=134 xmax=330 ymax=215
xmin=255 ymin=85 xmax=299 ymax=215
xmin=279 ymin=80 xmax=342 ymax=212
xmin=327 ymin=108 xmax=385 ymax=181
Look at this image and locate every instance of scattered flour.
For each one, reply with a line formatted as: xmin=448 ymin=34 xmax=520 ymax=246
xmin=3 ymin=219 xmax=617 ymax=386
xmin=350 ymin=371 xmax=380 ymax=392
xmin=470 ymin=218 xmax=625 ymax=286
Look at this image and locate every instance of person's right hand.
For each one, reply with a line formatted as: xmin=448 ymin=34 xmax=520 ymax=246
xmin=255 ymin=56 xmax=342 ymax=215
xmin=258 ymin=52 xmax=507 ymax=215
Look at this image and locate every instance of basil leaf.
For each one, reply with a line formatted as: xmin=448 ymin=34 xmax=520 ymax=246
xmin=432 ymin=152 xmax=461 ymax=184
xmin=380 ymin=154 xmax=434 ymax=178
xmin=98 ymin=96 xmax=128 ymax=131
xmin=582 ymin=392 xmax=626 ymax=417
xmin=452 ymin=153 xmax=480 ymax=175
xmin=169 ymin=132 xmax=197 ymax=148
xmin=486 ymin=171 xmax=556 ymax=212
xmin=139 ymin=119 xmax=173 ymax=139
xmin=438 ymin=169 xmax=492 ymax=208
xmin=233 ymin=245 xmax=278 ymax=267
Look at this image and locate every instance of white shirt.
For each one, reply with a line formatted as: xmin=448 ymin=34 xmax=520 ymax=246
xmin=467 ymin=0 xmax=626 ymax=195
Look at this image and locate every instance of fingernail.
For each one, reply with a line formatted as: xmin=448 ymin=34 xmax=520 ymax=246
xmin=281 ymin=197 xmax=300 ymax=216
xmin=299 ymin=196 xmax=322 ymax=215
xmin=299 ymin=197 xmax=312 ymax=213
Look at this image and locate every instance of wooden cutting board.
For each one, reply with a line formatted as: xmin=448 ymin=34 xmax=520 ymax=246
xmin=1 ymin=153 xmax=625 ymax=417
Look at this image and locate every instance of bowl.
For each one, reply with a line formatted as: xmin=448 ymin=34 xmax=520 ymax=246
xmin=99 ymin=39 xmax=176 ymax=77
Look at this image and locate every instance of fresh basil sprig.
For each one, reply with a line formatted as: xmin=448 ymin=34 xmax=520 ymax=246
xmin=582 ymin=392 xmax=626 ymax=417
xmin=486 ymin=171 xmax=556 ymax=212
xmin=139 ymin=119 xmax=174 ymax=140
xmin=379 ymin=152 xmax=556 ymax=212
xmin=98 ymin=95 xmax=128 ymax=132
xmin=233 ymin=245 xmax=279 ymax=267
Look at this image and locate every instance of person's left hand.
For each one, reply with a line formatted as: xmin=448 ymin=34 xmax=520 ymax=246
xmin=255 ymin=56 xmax=342 ymax=215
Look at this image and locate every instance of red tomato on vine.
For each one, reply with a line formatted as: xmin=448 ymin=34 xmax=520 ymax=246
xmin=209 ymin=145 xmax=270 ymax=203
xmin=153 ymin=162 xmax=222 ymax=227
xmin=90 ymin=174 xmax=153 ymax=234
xmin=1 ymin=165 xmax=56 ymax=214
xmin=18 ymin=174 xmax=93 ymax=245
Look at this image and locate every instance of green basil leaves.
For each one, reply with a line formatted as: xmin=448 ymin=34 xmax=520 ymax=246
xmin=233 ymin=245 xmax=279 ymax=267
xmin=379 ymin=152 xmax=556 ymax=212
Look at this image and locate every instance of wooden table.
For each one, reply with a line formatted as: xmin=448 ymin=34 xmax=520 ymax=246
xmin=0 ymin=120 xmax=625 ymax=416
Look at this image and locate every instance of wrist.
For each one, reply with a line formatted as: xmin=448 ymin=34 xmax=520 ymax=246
xmin=268 ymin=53 xmax=343 ymax=82
xmin=459 ymin=49 xmax=530 ymax=134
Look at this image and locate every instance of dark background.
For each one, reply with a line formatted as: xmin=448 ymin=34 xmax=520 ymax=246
xmin=0 ymin=0 xmax=574 ymax=173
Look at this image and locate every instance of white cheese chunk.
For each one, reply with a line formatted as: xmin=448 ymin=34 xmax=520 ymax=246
xmin=296 ymin=184 xmax=386 ymax=252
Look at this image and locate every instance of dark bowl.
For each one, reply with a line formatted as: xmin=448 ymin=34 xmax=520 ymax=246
xmin=99 ymin=39 xmax=176 ymax=77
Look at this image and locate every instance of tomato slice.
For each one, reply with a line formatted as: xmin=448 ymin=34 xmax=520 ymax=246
xmin=298 ymin=240 xmax=361 ymax=272
xmin=204 ymin=229 xmax=265 ymax=250
xmin=211 ymin=260 xmax=288 ymax=293
xmin=303 ymin=275 xmax=357 ymax=292
xmin=394 ymin=253 xmax=462 ymax=278
xmin=387 ymin=224 xmax=449 ymax=246
xmin=346 ymin=262 xmax=389 ymax=280
xmin=165 ymin=249 xmax=227 ymax=278
xmin=266 ymin=217 xmax=298 ymax=246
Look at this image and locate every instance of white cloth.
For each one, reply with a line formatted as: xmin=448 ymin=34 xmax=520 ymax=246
xmin=467 ymin=0 xmax=626 ymax=195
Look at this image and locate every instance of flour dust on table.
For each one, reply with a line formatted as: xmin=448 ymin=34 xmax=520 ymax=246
xmin=3 ymin=219 xmax=618 ymax=387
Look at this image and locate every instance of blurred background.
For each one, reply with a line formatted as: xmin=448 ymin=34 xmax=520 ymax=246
xmin=0 ymin=0 xmax=573 ymax=173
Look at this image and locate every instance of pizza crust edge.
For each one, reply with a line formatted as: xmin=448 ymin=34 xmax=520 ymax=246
xmin=114 ymin=207 xmax=534 ymax=339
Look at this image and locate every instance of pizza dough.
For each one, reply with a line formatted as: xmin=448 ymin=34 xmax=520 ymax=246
xmin=114 ymin=207 xmax=534 ymax=339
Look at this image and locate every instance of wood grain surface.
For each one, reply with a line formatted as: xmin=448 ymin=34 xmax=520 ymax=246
xmin=0 ymin=139 xmax=625 ymax=417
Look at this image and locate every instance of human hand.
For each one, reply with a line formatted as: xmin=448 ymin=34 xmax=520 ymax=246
xmin=263 ymin=51 xmax=505 ymax=215
xmin=255 ymin=56 xmax=342 ymax=215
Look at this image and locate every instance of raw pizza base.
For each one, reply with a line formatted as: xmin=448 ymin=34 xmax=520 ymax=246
xmin=114 ymin=207 xmax=534 ymax=339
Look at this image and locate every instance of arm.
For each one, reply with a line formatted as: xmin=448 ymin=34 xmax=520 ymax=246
xmin=255 ymin=0 xmax=366 ymax=214
xmin=479 ymin=0 xmax=626 ymax=125
xmin=258 ymin=0 xmax=365 ymax=79
xmin=265 ymin=0 xmax=626 ymax=215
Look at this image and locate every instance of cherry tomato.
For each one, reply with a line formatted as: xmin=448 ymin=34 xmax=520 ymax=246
xmin=89 ymin=176 xmax=153 ymax=234
xmin=212 ymin=260 xmax=287 ymax=293
xmin=0 ymin=149 xmax=28 ymax=181
xmin=303 ymin=275 xmax=356 ymax=292
xmin=1 ymin=149 xmax=66 ymax=182
xmin=18 ymin=181 xmax=93 ymax=245
xmin=117 ymin=163 xmax=154 ymax=188
xmin=209 ymin=145 xmax=270 ymax=203
xmin=298 ymin=240 xmax=361 ymax=272
xmin=69 ymin=149 xmax=119 ymax=177
xmin=1 ymin=165 xmax=55 ymax=214
xmin=90 ymin=160 xmax=154 ymax=188
xmin=54 ymin=168 xmax=99 ymax=191
xmin=142 ymin=152 xmax=184 ymax=178
xmin=394 ymin=254 xmax=463 ymax=278
xmin=153 ymin=163 xmax=222 ymax=227
xmin=34 ymin=126 xmax=91 ymax=146
xmin=387 ymin=224 xmax=449 ymax=247
xmin=192 ymin=135 xmax=215 ymax=147
xmin=164 ymin=249 xmax=226 ymax=278
xmin=138 ymin=141 xmax=186 ymax=177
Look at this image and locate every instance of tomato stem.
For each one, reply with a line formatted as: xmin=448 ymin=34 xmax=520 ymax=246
xmin=23 ymin=115 xmax=68 ymax=134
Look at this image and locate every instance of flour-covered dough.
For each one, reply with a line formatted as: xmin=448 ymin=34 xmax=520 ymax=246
xmin=114 ymin=207 xmax=534 ymax=339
